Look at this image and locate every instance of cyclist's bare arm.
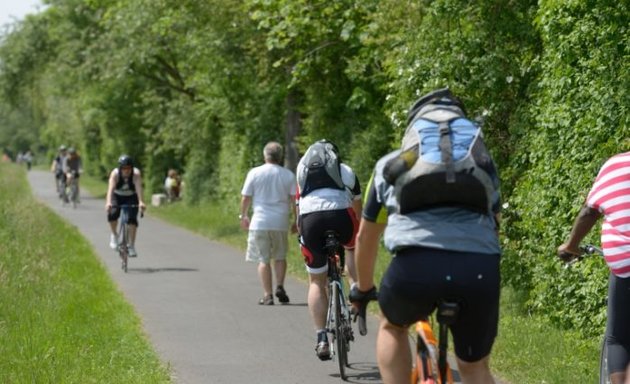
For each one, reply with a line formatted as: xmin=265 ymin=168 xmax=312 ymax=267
xmin=558 ymin=205 xmax=602 ymax=256
xmin=354 ymin=218 xmax=385 ymax=292
xmin=132 ymin=169 xmax=146 ymax=211
xmin=105 ymin=170 xmax=117 ymax=211
xmin=352 ymin=197 xmax=362 ymax=222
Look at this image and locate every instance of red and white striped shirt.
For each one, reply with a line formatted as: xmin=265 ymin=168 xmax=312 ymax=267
xmin=587 ymin=151 xmax=630 ymax=277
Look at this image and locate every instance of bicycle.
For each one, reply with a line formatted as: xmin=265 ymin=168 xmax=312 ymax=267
xmin=116 ymin=204 xmax=142 ymax=273
xmin=561 ymin=244 xmax=609 ymax=384
xmin=410 ymin=302 xmax=458 ymax=384
xmin=322 ymin=230 xmax=355 ymax=381
xmin=66 ymin=171 xmax=80 ymax=208
xmin=355 ymin=291 xmax=458 ymax=384
xmin=54 ymin=171 xmax=65 ymax=199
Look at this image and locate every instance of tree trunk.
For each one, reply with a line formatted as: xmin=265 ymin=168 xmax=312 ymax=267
xmin=284 ymin=89 xmax=301 ymax=173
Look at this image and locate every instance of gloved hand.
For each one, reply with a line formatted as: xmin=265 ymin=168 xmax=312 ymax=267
xmin=349 ymin=286 xmax=378 ymax=336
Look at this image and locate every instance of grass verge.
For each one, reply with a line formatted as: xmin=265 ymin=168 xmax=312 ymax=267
xmin=0 ymin=164 xmax=171 ymax=383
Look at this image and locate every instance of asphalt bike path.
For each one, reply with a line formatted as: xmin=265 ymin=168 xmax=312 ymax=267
xmin=28 ymin=170 xmax=383 ymax=384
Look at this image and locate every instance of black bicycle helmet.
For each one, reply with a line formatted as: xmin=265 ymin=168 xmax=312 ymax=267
xmin=118 ymin=154 xmax=133 ymax=167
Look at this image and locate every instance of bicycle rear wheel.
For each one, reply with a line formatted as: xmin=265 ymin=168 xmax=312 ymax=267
xmin=413 ymin=321 xmax=438 ymax=384
xmin=599 ymin=337 xmax=610 ymax=384
xmin=332 ymin=282 xmax=348 ymax=380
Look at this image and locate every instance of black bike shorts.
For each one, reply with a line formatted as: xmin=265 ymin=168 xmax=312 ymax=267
xmin=107 ymin=194 xmax=140 ymax=226
xmin=298 ymin=208 xmax=358 ymax=272
xmin=605 ymin=272 xmax=630 ymax=374
xmin=379 ymin=247 xmax=500 ymax=362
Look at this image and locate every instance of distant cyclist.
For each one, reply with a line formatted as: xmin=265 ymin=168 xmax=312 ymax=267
xmin=296 ymin=139 xmax=362 ymax=360
xmin=558 ymin=151 xmax=630 ymax=384
xmin=63 ymin=147 xmax=83 ymax=202
xmin=51 ymin=145 xmax=68 ymax=198
xmin=350 ymin=89 xmax=501 ymax=383
xmin=106 ymin=155 xmax=146 ymax=257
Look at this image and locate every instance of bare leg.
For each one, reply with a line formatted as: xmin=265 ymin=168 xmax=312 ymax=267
xmin=308 ymin=272 xmax=328 ymax=330
xmin=611 ymin=371 xmax=626 ymax=384
xmin=345 ymin=248 xmax=357 ymax=287
xmin=128 ymin=224 xmax=137 ymax=246
xmin=456 ymin=356 xmax=495 ymax=384
xmin=273 ymin=259 xmax=287 ymax=287
xmin=377 ymin=319 xmax=412 ymax=384
xmin=109 ymin=221 xmax=118 ymax=235
xmin=259 ymin=262 xmax=272 ymax=297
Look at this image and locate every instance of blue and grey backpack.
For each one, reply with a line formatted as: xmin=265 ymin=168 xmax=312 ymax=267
xmin=383 ymin=88 xmax=500 ymax=215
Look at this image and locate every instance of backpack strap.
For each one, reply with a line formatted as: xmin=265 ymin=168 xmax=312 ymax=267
xmin=438 ymin=121 xmax=456 ymax=183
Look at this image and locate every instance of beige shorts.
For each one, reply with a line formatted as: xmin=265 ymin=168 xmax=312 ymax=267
xmin=245 ymin=230 xmax=289 ymax=263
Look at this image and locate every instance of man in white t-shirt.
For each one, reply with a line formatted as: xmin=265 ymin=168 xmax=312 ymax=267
xmin=240 ymin=141 xmax=297 ymax=305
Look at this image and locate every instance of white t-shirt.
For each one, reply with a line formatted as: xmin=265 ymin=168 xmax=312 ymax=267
xmin=297 ymin=163 xmax=361 ymax=215
xmin=164 ymin=176 xmax=177 ymax=189
xmin=241 ymin=163 xmax=296 ymax=231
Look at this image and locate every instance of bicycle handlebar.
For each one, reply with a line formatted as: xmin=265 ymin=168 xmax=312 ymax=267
xmin=580 ymin=244 xmax=602 ymax=255
xmin=561 ymin=243 xmax=602 ymax=267
xmin=349 ymin=286 xmax=378 ymax=336
xmin=117 ymin=204 xmax=145 ymax=218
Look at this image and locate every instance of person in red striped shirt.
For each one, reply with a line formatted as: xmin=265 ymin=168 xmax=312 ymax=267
xmin=558 ymin=151 xmax=630 ymax=384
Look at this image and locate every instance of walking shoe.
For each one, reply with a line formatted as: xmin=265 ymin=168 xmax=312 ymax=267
xmin=315 ymin=331 xmax=331 ymax=360
xmin=127 ymin=245 xmax=137 ymax=257
xmin=275 ymin=285 xmax=290 ymax=304
xmin=109 ymin=234 xmax=118 ymax=250
xmin=258 ymin=294 xmax=274 ymax=305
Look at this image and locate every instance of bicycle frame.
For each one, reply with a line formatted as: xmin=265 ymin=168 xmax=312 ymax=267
xmin=67 ymin=176 xmax=79 ymax=208
xmin=117 ymin=206 xmax=130 ymax=272
xmin=562 ymin=244 xmax=611 ymax=384
xmin=576 ymin=245 xmax=610 ymax=384
xmin=412 ymin=301 xmax=458 ymax=384
xmin=323 ymin=231 xmax=353 ymax=381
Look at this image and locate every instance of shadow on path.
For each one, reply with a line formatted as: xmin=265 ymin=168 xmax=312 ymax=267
xmin=330 ymin=362 xmax=381 ymax=383
xmin=128 ymin=267 xmax=199 ymax=273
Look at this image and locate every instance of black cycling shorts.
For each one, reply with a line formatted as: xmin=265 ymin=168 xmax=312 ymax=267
xmin=298 ymin=208 xmax=358 ymax=270
xmin=379 ymin=247 xmax=500 ymax=362
xmin=107 ymin=194 xmax=140 ymax=226
xmin=605 ymin=272 xmax=630 ymax=374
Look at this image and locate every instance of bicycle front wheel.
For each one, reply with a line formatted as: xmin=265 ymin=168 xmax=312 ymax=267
xmin=600 ymin=337 xmax=610 ymax=384
xmin=332 ymin=282 xmax=348 ymax=380
xmin=119 ymin=223 xmax=128 ymax=273
xmin=71 ymin=183 xmax=78 ymax=208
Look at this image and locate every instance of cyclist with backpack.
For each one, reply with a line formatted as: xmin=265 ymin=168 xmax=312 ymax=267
xmin=296 ymin=139 xmax=362 ymax=360
xmin=558 ymin=151 xmax=630 ymax=384
xmin=350 ymin=88 xmax=502 ymax=383
xmin=106 ymin=155 xmax=146 ymax=257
